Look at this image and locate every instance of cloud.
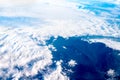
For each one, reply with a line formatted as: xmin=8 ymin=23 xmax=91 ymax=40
xmin=0 ymin=0 xmax=119 ymax=79
xmin=68 ymin=60 xmax=77 ymax=67
xmin=44 ymin=60 xmax=69 ymax=80
xmin=89 ymin=39 xmax=120 ymax=50
xmin=0 ymin=28 xmax=53 ymax=78
xmin=0 ymin=0 xmax=36 ymax=6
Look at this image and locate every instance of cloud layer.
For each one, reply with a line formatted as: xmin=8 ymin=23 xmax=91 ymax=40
xmin=0 ymin=0 xmax=120 ymax=79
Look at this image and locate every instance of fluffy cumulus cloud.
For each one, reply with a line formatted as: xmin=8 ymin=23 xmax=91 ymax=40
xmin=0 ymin=28 xmax=52 ymax=78
xmin=68 ymin=60 xmax=77 ymax=67
xmin=0 ymin=0 xmax=120 ymax=79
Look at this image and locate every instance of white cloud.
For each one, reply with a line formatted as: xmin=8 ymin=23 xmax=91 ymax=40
xmin=107 ymin=69 xmax=115 ymax=77
xmin=44 ymin=60 xmax=69 ymax=80
xmin=48 ymin=44 xmax=57 ymax=51
xmin=0 ymin=27 xmax=53 ymax=78
xmin=0 ymin=0 xmax=38 ymax=6
xmin=68 ymin=60 xmax=77 ymax=67
xmin=90 ymin=39 xmax=120 ymax=50
xmin=63 ymin=46 xmax=67 ymax=49
xmin=0 ymin=0 xmax=119 ymax=79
